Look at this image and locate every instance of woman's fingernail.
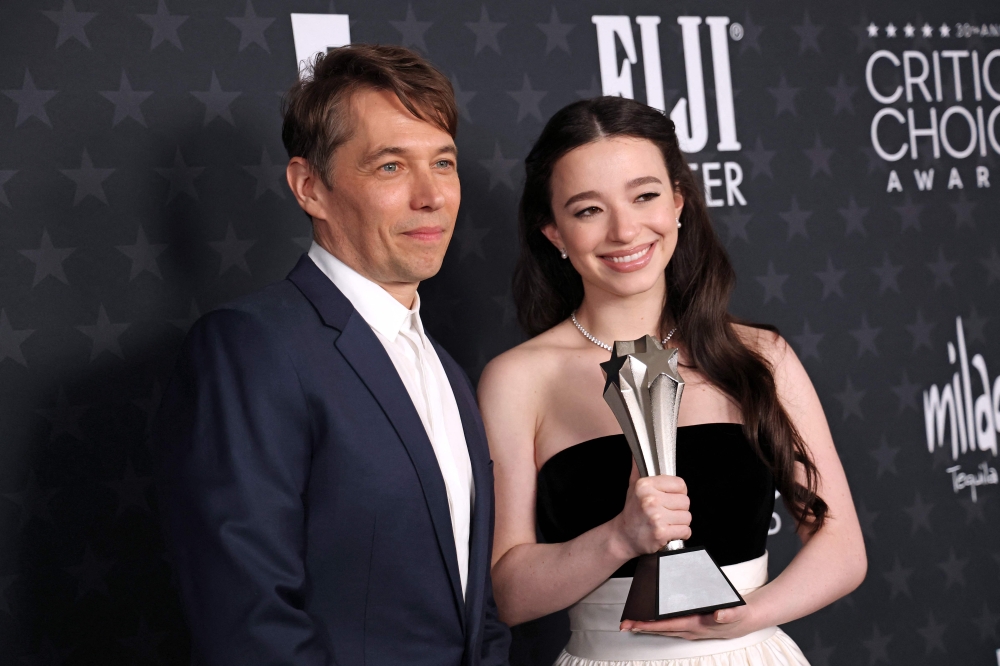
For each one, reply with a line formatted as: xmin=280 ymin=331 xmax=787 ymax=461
xmin=717 ymin=611 xmax=726 ymax=621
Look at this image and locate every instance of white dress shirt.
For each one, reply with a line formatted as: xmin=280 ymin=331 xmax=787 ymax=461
xmin=308 ymin=242 xmax=475 ymax=596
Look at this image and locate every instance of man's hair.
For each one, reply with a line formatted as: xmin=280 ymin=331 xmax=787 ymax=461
xmin=281 ymin=44 xmax=458 ymax=187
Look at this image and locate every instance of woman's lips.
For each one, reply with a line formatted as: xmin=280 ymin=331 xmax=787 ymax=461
xmin=598 ymin=242 xmax=655 ymax=273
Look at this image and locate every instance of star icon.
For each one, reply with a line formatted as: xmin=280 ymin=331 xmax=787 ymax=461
xmin=43 ymin=0 xmax=96 ymax=49
xmin=792 ymin=11 xmax=823 ymax=54
xmin=781 ymin=197 xmax=812 ymax=240
xmin=814 ymin=256 xmax=846 ymax=299
xmin=904 ymin=23 xmax=916 ymax=38
xmin=0 ymin=309 xmax=34 ymax=367
xmin=905 ymin=310 xmax=935 ymax=351
xmin=744 ymin=136 xmax=776 ymax=179
xmin=456 ymin=215 xmax=490 ymax=261
xmin=838 ymin=196 xmax=869 ymax=236
xmin=755 ymin=261 xmax=788 ymax=304
xmin=926 ymin=248 xmax=956 ymax=288
xmin=922 ymin=23 xmax=934 ymax=38
xmin=391 ymin=4 xmax=433 ymax=53
xmin=0 ymin=169 xmax=16 ymax=207
xmin=882 ymin=556 xmax=913 ymax=598
xmin=950 ymin=192 xmax=976 ymax=228
xmin=893 ymin=194 xmax=923 ymax=231
xmin=507 ymin=74 xmax=546 ymax=122
xmin=78 ymin=304 xmax=129 ymax=361
xmin=210 ymin=223 xmax=255 ymax=275
xmin=137 ymin=0 xmax=187 ymax=51
xmin=833 ymin=376 xmax=865 ymax=420
xmin=226 ymin=0 xmax=274 ymax=53
xmin=3 ymin=69 xmax=58 ymax=127
xmin=465 ymin=5 xmax=506 ymax=55
xmin=860 ymin=146 xmax=888 ymax=175
xmin=885 ymin=23 xmax=898 ymax=38
xmin=902 ymin=491 xmax=934 ymax=533
xmin=826 ymin=74 xmax=857 ymax=115
xmin=972 ymin=602 xmax=1000 ymax=641
xmin=717 ymin=209 xmax=752 ymax=243
xmin=890 ymin=370 xmax=920 ymax=412
xmin=575 ymin=75 xmax=602 ymax=100
xmin=767 ymin=73 xmax=800 ymax=117
xmin=450 ymin=74 xmax=476 ymax=123
xmin=99 ymin=70 xmax=152 ymax=127
xmin=20 ymin=229 xmax=75 ymax=286
xmin=155 ymin=148 xmax=204 ymax=203
xmin=740 ymin=11 xmax=764 ymax=54
xmin=116 ymin=226 xmax=166 ymax=280
xmin=191 ymin=71 xmax=241 ymax=126
xmin=65 ymin=545 xmax=113 ymax=599
xmin=536 ymin=7 xmax=573 ymax=55
xmin=965 ymin=304 xmax=988 ymax=344
xmin=871 ymin=253 xmax=902 ymax=294
xmin=937 ymin=548 xmax=967 ymax=588
xmin=803 ymin=134 xmax=834 ymax=177
xmin=862 ymin=624 xmax=892 ymax=664
xmin=917 ymin=611 xmax=947 ymax=654
xmin=940 ymin=23 xmax=951 ymax=38
xmin=849 ymin=314 xmax=880 ymax=357
xmin=866 ymin=22 xmax=878 ymax=38
xmin=60 ymin=149 xmax=115 ymax=205
xmin=856 ymin=500 xmax=879 ymax=539
xmin=478 ymin=142 xmax=519 ymax=191
xmin=869 ymin=435 xmax=898 ymax=477
xmin=959 ymin=496 xmax=987 ymax=523
xmin=792 ymin=319 xmax=824 ymax=361
xmin=982 ymin=246 xmax=1000 ymax=284
xmin=242 ymin=147 xmax=286 ymax=199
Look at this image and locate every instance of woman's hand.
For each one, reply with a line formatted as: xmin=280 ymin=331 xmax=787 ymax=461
xmin=610 ymin=461 xmax=692 ymax=560
xmin=619 ymin=597 xmax=760 ymax=640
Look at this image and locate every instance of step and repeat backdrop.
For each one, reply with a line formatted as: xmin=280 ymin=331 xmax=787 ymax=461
xmin=0 ymin=0 xmax=998 ymax=664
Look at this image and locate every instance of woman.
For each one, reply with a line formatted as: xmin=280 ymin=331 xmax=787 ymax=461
xmin=478 ymin=96 xmax=866 ymax=665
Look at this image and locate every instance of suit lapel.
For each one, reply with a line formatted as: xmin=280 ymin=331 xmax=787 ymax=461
xmin=288 ymin=255 xmax=467 ymax=621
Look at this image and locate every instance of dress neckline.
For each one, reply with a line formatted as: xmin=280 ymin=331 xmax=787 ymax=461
xmin=539 ymin=422 xmax=745 ymax=474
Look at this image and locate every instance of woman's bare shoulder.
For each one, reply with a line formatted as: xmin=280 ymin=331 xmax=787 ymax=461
xmin=478 ymin=322 xmax=575 ymax=398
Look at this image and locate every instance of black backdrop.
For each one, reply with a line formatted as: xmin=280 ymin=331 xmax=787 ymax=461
xmin=1 ymin=1 xmax=999 ymax=664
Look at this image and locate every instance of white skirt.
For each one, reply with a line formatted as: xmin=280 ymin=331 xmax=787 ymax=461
xmin=553 ymin=553 xmax=810 ymax=666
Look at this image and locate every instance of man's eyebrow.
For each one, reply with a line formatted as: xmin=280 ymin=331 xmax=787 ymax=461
xmin=563 ymin=190 xmax=601 ymax=208
xmin=361 ymin=144 xmax=458 ymax=166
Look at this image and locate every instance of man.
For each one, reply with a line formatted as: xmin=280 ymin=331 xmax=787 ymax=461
xmin=155 ymin=45 xmax=510 ymax=665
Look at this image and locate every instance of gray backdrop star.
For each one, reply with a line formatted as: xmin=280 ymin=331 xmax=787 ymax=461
xmin=780 ymin=196 xmax=812 ymax=240
xmin=60 ymin=149 xmax=114 ymax=205
xmin=740 ymin=11 xmax=763 ymax=54
xmin=856 ymin=500 xmax=879 ymax=539
xmin=116 ymin=227 xmax=166 ymax=280
xmin=964 ymin=304 xmax=987 ymax=344
xmin=210 ymin=223 xmax=255 ymax=274
xmin=826 ymin=74 xmax=857 ymax=115
xmin=575 ymin=75 xmax=602 ymax=100
xmin=745 ymin=136 xmax=776 ymax=179
xmin=862 ymin=624 xmax=892 ymax=665
xmin=814 ymin=256 xmax=846 ymax=299
xmin=66 ymin=545 xmax=113 ymax=599
xmin=982 ymin=246 xmax=1000 ymax=283
xmin=893 ymin=194 xmax=923 ymax=232
xmin=803 ymin=134 xmax=834 ymax=177
xmin=882 ymin=556 xmax=913 ymax=598
xmin=917 ymin=612 xmax=947 ymax=654
xmin=905 ymin=310 xmax=935 ymax=351
xmin=903 ymin=492 xmax=934 ymax=533
xmin=450 ymin=75 xmax=476 ymax=123
xmin=869 ymin=435 xmax=898 ymax=477
xmin=718 ymin=209 xmax=752 ymax=243
xmin=851 ymin=13 xmax=876 ymax=53
xmin=78 ymin=304 xmax=129 ymax=361
xmin=137 ymin=0 xmax=187 ymax=50
xmin=792 ymin=11 xmax=823 ymax=54
xmin=3 ymin=69 xmax=58 ymax=127
xmin=0 ymin=169 xmax=16 ymax=207
xmin=0 ymin=310 xmax=34 ymax=367
xmin=860 ymin=146 xmax=889 ymax=174
xmin=479 ymin=142 xmax=519 ymax=191
xmin=36 ymin=388 xmax=87 ymax=442
xmin=536 ymin=7 xmax=572 ymax=55
xmin=242 ymin=147 xmax=286 ymax=199
xmin=926 ymin=248 xmax=956 ymax=288
xmin=465 ymin=5 xmax=505 ymax=55
xmin=391 ymin=4 xmax=432 ymax=53
xmin=191 ymin=71 xmax=240 ymax=126
xmin=792 ymin=319 xmax=824 ymax=360
xmin=456 ymin=215 xmax=490 ymax=261
xmin=43 ymin=0 xmax=96 ymax=49
xmin=20 ymin=229 xmax=75 ymax=286
xmin=155 ymin=148 xmax=204 ymax=202
xmin=838 ymin=195 xmax=868 ymax=236
xmin=972 ymin=602 xmax=999 ymax=641
xmin=891 ymin=371 xmax=920 ymax=412
xmin=950 ymin=192 xmax=975 ymax=228
xmin=937 ymin=548 xmax=967 ymax=588
xmin=849 ymin=314 xmax=880 ymax=357
xmin=833 ymin=376 xmax=865 ymax=420
xmin=508 ymin=74 xmax=546 ymax=122
xmin=99 ymin=70 xmax=152 ymax=127
xmin=959 ymin=496 xmax=987 ymax=524
xmin=871 ymin=253 xmax=902 ymax=293
xmin=226 ymin=0 xmax=273 ymax=53
xmin=755 ymin=261 xmax=788 ymax=303
xmin=768 ymin=73 xmax=800 ymax=117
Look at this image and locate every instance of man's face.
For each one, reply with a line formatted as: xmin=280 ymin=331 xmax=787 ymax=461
xmin=306 ymin=88 xmax=460 ymax=287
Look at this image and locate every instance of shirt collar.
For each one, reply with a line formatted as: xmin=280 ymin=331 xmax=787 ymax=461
xmin=307 ymin=241 xmax=422 ymax=342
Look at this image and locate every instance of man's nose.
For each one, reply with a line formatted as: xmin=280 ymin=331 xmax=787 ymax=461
xmin=411 ymin=166 xmax=447 ymax=211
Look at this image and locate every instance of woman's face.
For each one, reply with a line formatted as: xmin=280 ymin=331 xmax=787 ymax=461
xmin=542 ymin=136 xmax=684 ymax=299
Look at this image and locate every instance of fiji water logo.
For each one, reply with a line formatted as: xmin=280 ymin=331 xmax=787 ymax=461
xmin=923 ymin=316 xmax=999 ymax=501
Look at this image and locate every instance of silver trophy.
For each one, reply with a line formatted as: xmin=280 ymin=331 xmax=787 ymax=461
xmin=600 ymin=335 xmax=745 ymax=622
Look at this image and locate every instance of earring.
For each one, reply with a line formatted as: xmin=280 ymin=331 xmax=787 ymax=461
xmin=560 ymin=248 xmax=568 ymax=259
xmin=676 ymin=216 xmax=682 ymax=228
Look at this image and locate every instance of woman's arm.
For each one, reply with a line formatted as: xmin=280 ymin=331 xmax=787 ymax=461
xmin=480 ymin=351 xmax=692 ymax=626
xmin=622 ymin=333 xmax=867 ymax=638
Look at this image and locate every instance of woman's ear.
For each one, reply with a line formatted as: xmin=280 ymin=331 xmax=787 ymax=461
xmin=540 ymin=222 xmax=564 ymax=253
xmin=673 ymin=187 xmax=684 ymax=222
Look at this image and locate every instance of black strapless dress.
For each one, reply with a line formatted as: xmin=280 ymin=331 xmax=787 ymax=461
xmin=536 ymin=423 xmax=776 ymax=576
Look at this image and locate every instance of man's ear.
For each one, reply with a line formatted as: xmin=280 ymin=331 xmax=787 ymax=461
xmin=540 ymin=222 xmax=564 ymax=253
xmin=286 ymin=157 xmax=328 ymax=220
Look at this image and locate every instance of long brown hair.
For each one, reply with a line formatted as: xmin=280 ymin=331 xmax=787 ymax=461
xmin=513 ymin=96 xmax=827 ymax=531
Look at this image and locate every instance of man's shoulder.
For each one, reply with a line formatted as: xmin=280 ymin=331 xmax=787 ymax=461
xmin=196 ymin=278 xmax=318 ymax=339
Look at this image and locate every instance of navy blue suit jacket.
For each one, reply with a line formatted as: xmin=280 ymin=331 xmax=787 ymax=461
xmin=155 ymin=255 xmax=511 ymax=665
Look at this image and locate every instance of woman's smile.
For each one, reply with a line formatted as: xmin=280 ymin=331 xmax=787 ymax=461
xmin=598 ymin=241 xmax=657 ymax=273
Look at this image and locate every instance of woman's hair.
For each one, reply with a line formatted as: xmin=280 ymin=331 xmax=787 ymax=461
xmin=513 ymin=96 xmax=827 ymax=531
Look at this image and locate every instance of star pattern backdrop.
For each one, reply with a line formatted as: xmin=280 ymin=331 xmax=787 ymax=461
xmin=0 ymin=0 xmax=998 ymax=664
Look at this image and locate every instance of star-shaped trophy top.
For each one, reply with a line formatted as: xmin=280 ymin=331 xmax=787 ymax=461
xmin=600 ymin=334 xmax=682 ymax=394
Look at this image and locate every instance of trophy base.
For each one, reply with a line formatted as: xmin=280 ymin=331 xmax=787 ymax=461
xmin=621 ymin=547 xmax=746 ymax=622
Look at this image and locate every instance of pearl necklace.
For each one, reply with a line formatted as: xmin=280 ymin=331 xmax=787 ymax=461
xmin=570 ymin=311 xmax=677 ymax=352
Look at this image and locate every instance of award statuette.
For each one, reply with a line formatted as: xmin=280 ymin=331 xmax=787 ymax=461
xmin=600 ymin=335 xmax=745 ymax=622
